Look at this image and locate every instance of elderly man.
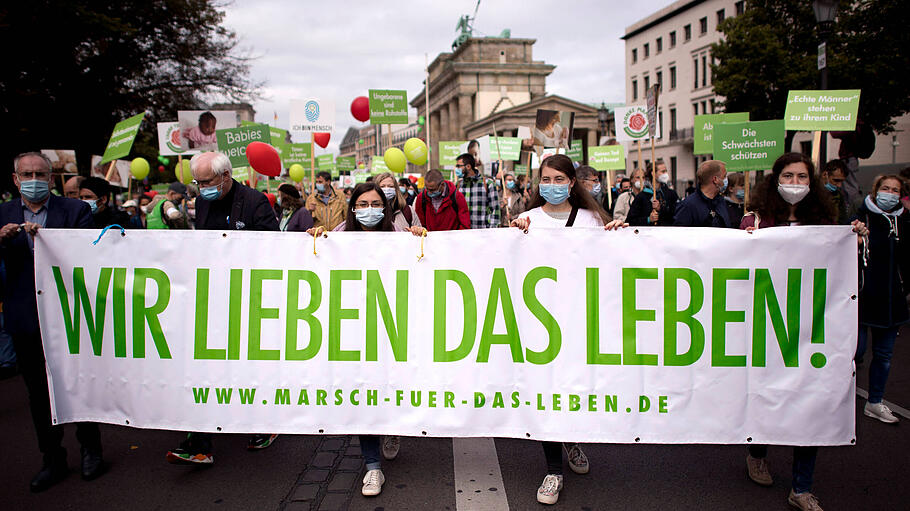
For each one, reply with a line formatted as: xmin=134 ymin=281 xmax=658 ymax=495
xmin=63 ymin=175 xmax=84 ymax=199
xmin=166 ymin=151 xmax=278 ymax=466
xmin=0 ymin=152 xmax=105 ymax=492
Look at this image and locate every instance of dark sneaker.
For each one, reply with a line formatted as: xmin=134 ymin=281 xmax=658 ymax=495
xmin=248 ymin=434 xmax=279 ymax=450
xmin=166 ymin=434 xmax=213 ymax=465
xmin=31 ymin=450 xmax=68 ymax=493
xmin=81 ymin=447 xmax=106 ymax=480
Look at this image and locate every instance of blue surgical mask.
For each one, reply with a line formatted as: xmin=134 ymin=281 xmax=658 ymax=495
xmin=735 ymin=189 xmax=745 ymax=200
xmin=399 ymin=186 xmax=407 ymax=194
xmin=355 ymin=207 xmax=384 ymax=227
xmin=277 ymin=197 xmax=283 ymax=207
xmin=876 ymin=192 xmax=900 ymax=211
xmin=592 ymin=183 xmax=602 ymax=195
xmin=506 ymin=180 xmax=517 ymax=190
xmin=539 ymin=183 xmax=570 ymax=205
xmin=200 ymin=185 xmax=221 ymax=201
xmin=316 ymin=183 xmax=326 ymax=193
xmin=721 ymin=177 xmax=728 ymax=192
xmin=19 ymin=179 xmax=50 ymax=202
xmin=455 ymin=168 xmax=464 ymax=178
xmin=408 ymin=189 xmax=415 ymax=196
xmin=83 ymin=199 xmax=98 ymax=214
xmin=824 ymin=182 xmax=838 ymax=193
xmin=382 ymin=187 xmax=396 ymax=201
xmin=427 ymin=189 xmax=442 ymax=198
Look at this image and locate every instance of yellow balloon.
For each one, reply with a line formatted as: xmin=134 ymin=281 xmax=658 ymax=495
xmin=175 ymin=160 xmax=193 ymax=184
xmin=289 ymin=163 xmax=306 ymax=182
xmin=130 ymin=157 xmax=150 ymax=180
xmin=384 ymin=148 xmax=407 ymax=173
xmin=403 ymin=138 xmax=428 ymax=165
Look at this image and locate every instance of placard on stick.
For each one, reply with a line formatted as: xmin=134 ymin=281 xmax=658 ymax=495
xmin=101 ymin=113 xmax=145 ymax=164
xmin=368 ymin=90 xmax=409 ymax=125
xmin=713 ymin=120 xmax=785 ymax=172
xmin=589 ymin=146 xmax=626 ymax=171
xmin=784 ymin=90 xmax=861 ymax=131
xmin=694 ymin=112 xmax=750 ymax=155
xmin=215 ymin=124 xmax=271 ymax=167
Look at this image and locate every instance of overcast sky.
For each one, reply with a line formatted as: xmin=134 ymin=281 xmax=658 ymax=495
xmin=222 ymin=0 xmax=671 ymax=153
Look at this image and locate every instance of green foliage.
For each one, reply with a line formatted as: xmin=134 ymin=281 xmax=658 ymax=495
xmin=0 ymin=1 xmax=261 ymax=189
xmin=712 ymin=0 xmax=910 ymax=134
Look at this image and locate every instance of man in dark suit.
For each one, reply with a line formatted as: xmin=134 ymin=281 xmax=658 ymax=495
xmin=0 ymin=152 xmax=106 ymax=492
xmin=166 ymin=151 xmax=279 ymax=466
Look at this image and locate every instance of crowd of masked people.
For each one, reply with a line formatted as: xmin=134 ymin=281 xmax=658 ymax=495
xmin=1 ymin=148 xmax=908 ymax=510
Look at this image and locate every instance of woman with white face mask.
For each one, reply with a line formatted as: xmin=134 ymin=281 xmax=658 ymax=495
xmin=855 ymin=174 xmax=910 ymax=424
xmin=509 ymin=155 xmax=626 ymax=505
xmin=739 ymin=152 xmax=868 ymax=511
xmin=612 ymin=167 xmax=647 ymax=223
xmin=374 ymin=172 xmax=422 ymax=231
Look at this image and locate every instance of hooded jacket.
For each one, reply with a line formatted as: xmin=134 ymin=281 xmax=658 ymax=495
xmin=414 ymin=180 xmax=470 ymax=231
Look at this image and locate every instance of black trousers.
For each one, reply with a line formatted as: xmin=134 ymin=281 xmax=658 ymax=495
xmin=12 ymin=331 xmax=101 ymax=461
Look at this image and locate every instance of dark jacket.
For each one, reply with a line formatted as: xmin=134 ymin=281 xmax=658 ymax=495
xmin=194 ymin=179 xmax=279 ymax=231
xmin=724 ymin=198 xmax=745 ymax=228
xmin=673 ymin=189 xmax=733 ymax=228
xmin=627 ymin=184 xmax=678 ymax=226
xmin=285 ymin=207 xmax=315 ymax=232
xmin=414 ymin=181 xmax=470 ymax=231
xmin=856 ymin=201 xmax=910 ymax=328
xmin=92 ymin=204 xmax=131 ymax=229
xmin=0 ymin=195 xmax=92 ymax=335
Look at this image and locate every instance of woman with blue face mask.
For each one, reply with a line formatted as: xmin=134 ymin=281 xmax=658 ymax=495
xmin=499 ymin=171 xmax=527 ymax=227
xmin=508 ymin=154 xmax=626 ymax=505
xmin=375 ymin=172 xmax=422 ymax=231
xmin=722 ymin=171 xmax=746 ymax=227
xmin=855 ymin=174 xmax=910 ymax=425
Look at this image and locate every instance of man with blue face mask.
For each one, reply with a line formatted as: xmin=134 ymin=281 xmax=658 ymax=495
xmin=673 ymin=159 xmax=733 ymax=228
xmin=0 ymin=152 xmax=104 ymax=492
xmin=820 ymin=159 xmax=852 ymax=224
xmin=78 ymin=176 xmax=130 ymax=229
xmin=304 ymin=170 xmax=347 ymax=230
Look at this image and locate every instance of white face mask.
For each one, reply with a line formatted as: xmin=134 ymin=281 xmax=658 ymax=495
xmin=778 ymin=183 xmax=810 ymax=205
xmin=633 ymin=180 xmax=643 ymax=190
xmin=658 ymin=173 xmax=670 ymax=184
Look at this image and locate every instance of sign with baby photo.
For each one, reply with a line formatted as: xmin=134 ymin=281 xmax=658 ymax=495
xmin=177 ymin=110 xmax=238 ymax=154
xmin=531 ymin=110 xmax=574 ymax=150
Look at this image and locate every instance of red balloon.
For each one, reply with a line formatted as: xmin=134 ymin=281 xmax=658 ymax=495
xmin=246 ymin=141 xmax=281 ymax=177
xmin=314 ymin=132 xmax=331 ymax=148
xmin=158 ymin=165 xmax=165 ymax=173
xmin=408 ymin=175 xmax=419 ymax=183
xmin=265 ymin=192 xmax=276 ymax=208
xmin=147 ymin=190 xmax=158 ymax=197
xmin=350 ymin=96 xmax=370 ymax=122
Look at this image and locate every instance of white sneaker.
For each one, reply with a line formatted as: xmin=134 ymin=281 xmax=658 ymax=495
xmin=382 ymin=435 xmax=400 ymax=460
xmin=565 ymin=443 xmax=589 ymax=474
xmin=864 ymin=401 xmax=899 ymax=424
xmin=361 ymin=469 xmax=385 ymax=496
xmin=536 ymin=474 xmax=563 ymax=505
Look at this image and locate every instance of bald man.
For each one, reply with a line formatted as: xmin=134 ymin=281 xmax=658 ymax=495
xmin=63 ymin=175 xmax=84 ymax=199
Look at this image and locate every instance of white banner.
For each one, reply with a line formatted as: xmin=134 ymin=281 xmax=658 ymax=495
xmin=35 ymin=227 xmax=857 ymax=445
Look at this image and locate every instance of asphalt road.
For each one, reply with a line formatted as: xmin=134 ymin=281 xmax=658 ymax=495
xmin=2 ymin=327 xmax=909 ymax=510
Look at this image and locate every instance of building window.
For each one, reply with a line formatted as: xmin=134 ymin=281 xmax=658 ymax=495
xmin=684 ymin=24 xmax=692 ymax=41
xmin=702 ymin=55 xmax=708 ymax=86
xmin=658 ymin=111 xmax=664 ymax=138
xmin=632 ymin=79 xmax=638 ymax=101
xmin=669 ymin=66 xmax=677 ymax=89
xmin=632 ymin=48 xmax=637 ymax=63
xmin=701 ymin=100 xmax=708 ymax=114
xmin=656 ymin=71 xmax=663 ymax=89
xmin=717 ymin=9 xmax=725 ymax=25
xmin=670 ymin=156 xmax=678 ymax=182
xmin=644 ymin=43 xmax=649 ymax=58
xmin=670 ymin=31 xmax=676 ymax=47
xmin=710 ymin=99 xmax=716 ymax=113
xmin=644 ymin=75 xmax=650 ymax=91
xmin=735 ymin=1 xmax=745 ymax=16
xmin=700 ymin=17 xmax=708 ymax=34
xmin=656 ymin=37 xmax=662 ymax=53
xmin=670 ymin=107 xmax=677 ymax=133
xmin=693 ymin=58 xmax=698 ymax=88
xmin=693 ymin=103 xmax=698 ymax=115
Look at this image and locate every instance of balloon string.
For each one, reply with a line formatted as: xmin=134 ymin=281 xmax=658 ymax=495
xmin=313 ymin=226 xmax=326 ymax=255
xmin=417 ymin=228 xmax=428 ymax=261
xmin=92 ymin=224 xmax=125 ymax=245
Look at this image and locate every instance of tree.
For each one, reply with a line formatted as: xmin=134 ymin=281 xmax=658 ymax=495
xmin=0 ymin=1 xmax=261 ymax=191
xmin=712 ymin=0 xmax=910 ymax=148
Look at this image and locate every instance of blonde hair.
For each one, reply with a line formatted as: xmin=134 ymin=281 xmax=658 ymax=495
xmin=696 ymin=160 xmax=725 ymax=185
xmin=871 ymin=174 xmax=904 ymax=197
xmin=373 ymin=171 xmax=406 ymax=210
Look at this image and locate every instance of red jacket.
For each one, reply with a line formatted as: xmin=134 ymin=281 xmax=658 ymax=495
xmin=414 ymin=180 xmax=470 ymax=231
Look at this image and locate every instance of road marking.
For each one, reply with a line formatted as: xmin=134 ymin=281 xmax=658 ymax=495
xmin=856 ymin=387 xmax=910 ymax=419
xmin=453 ymin=438 xmax=510 ymax=510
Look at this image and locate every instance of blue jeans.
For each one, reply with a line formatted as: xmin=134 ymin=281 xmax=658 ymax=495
xmin=360 ymin=435 xmax=381 ymax=471
xmin=749 ymin=445 xmax=818 ymax=493
xmin=856 ymin=326 xmax=899 ymax=403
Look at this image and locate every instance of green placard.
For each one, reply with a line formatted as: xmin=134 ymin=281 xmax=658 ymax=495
xmin=283 ymin=143 xmax=312 ymax=167
xmin=784 ymin=90 xmax=861 ymax=131
xmin=269 ymin=126 xmax=288 ymax=145
xmin=513 ymin=164 xmax=529 ymax=175
xmin=368 ymin=89 xmax=409 ymax=124
xmin=371 ymin=157 xmax=390 ymax=174
xmin=316 ymin=153 xmax=334 ymax=169
xmin=337 ymin=156 xmax=356 ymax=172
xmin=693 ymin=112 xmax=750 ymax=155
xmin=566 ymin=139 xmax=583 ymax=162
xmin=490 ymin=137 xmax=522 ymax=161
xmin=233 ymin=166 xmax=250 ymax=181
xmin=439 ymin=141 xmax=466 ymax=166
xmin=101 ymin=113 xmax=146 ymax=164
xmin=589 ymin=146 xmax=626 ymax=171
xmin=713 ymin=120 xmax=785 ymax=172
xmin=216 ymin=124 xmax=271 ymax=167
xmin=354 ymin=173 xmax=371 ymax=184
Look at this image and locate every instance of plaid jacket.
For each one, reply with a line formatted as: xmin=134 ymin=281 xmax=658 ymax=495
xmin=456 ymin=174 xmax=501 ymax=229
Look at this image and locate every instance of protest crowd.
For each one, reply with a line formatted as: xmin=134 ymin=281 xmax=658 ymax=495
xmin=2 ymin=144 xmax=909 ymax=511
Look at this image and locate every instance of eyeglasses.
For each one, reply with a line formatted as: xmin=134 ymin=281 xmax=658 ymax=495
xmin=17 ymin=171 xmax=51 ymax=179
xmin=193 ymin=174 xmax=222 ymax=188
xmin=354 ymin=201 xmax=384 ymax=209
xmin=455 ymin=164 xmax=465 ymax=169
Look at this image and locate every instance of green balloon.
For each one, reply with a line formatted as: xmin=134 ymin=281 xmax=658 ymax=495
xmin=289 ymin=163 xmax=306 ymax=182
xmin=130 ymin=157 xmax=150 ymax=180
xmin=384 ymin=148 xmax=407 ymax=173
xmin=175 ymin=160 xmax=193 ymax=184
xmin=403 ymin=138 xmax=428 ymax=166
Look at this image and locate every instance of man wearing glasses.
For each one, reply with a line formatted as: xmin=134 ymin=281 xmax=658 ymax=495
xmin=0 ymin=152 xmax=104 ymax=492
xmin=455 ymin=153 xmax=500 ymax=229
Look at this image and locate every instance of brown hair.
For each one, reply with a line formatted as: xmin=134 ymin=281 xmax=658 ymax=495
xmin=343 ymin=182 xmax=395 ymax=232
xmin=724 ymin=172 xmax=745 ymax=198
xmin=871 ymin=174 xmax=904 ymax=197
xmin=527 ymin=154 xmax=611 ymax=224
xmin=696 ymin=160 xmax=725 ymax=186
xmin=373 ymin=171 xmax=407 ymax=211
xmin=750 ymin=152 xmax=836 ymax=225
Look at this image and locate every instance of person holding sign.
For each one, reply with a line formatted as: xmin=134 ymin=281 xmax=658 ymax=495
xmin=627 ymin=160 xmax=678 ymax=226
xmin=509 ymin=154 xmax=626 ymax=505
xmin=612 ymin=168 xmax=647 ymax=223
xmin=740 ymin=152 xmax=867 ymax=511
xmin=855 ymin=174 xmax=910 ymax=424
xmin=0 ymin=152 xmax=105 ymax=491
xmin=305 ymin=171 xmax=347 ymax=231
xmin=672 ymin=160 xmax=732 ymax=228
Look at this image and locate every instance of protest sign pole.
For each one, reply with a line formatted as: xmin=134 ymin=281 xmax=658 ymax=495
xmin=606 ymin=170 xmax=614 ymax=209
xmin=104 ymin=161 xmax=117 ymax=181
xmin=744 ymin=173 xmax=751 ymax=210
xmin=811 ymin=130 xmax=823 ymax=172
xmin=310 ymin=132 xmax=316 ymax=194
xmin=650 ymin=134 xmax=657 ymax=190
xmin=425 ymin=53 xmax=431 ymax=173
xmin=636 ymin=140 xmax=642 ymax=173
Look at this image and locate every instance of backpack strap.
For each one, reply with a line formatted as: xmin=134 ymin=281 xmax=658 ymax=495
xmin=566 ymin=206 xmax=579 ymax=227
